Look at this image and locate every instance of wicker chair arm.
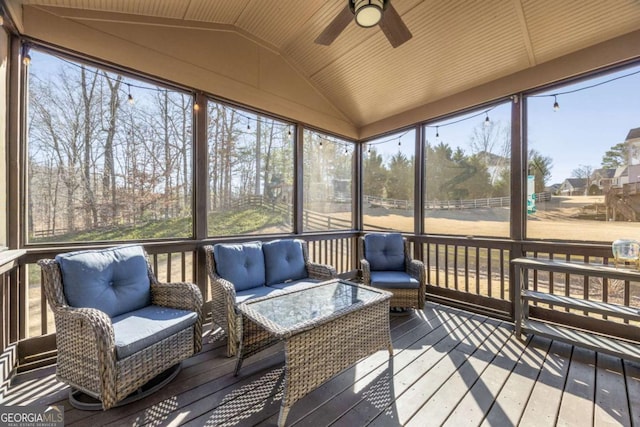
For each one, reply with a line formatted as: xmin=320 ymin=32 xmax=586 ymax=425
xmin=408 ymin=259 xmax=426 ymax=285
xmin=151 ymin=281 xmax=203 ymax=312
xmin=210 ymin=275 xmax=237 ymax=302
xmin=56 ymin=306 xmax=116 ymax=352
xmin=360 ymin=258 xmax=372 ymax=286
xmin=307 ymin=262 xmax=337 ymax=280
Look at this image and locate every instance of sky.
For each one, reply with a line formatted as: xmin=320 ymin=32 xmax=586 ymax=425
xmin=527 ymin=66 xmax=640 ymax=184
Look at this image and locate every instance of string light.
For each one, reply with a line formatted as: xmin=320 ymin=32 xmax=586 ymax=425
xmin=127 ymin=84 xmax=134 ymax=105
xmin=193 ymin=102 xmax=200 ymax=112
xmin=436 ymin=126 xmax=440 ymax=138
xmin=553 ymin=95 xmax=560 ymax=112
xmin=484 ymin=113 xmax=490 ymax=127
xmin=22 ymin=45 xmax=31 ymax=66
xmin=288 ymin=127 xmax=292 ymax=136
xmin=319 ymin=140 xmax=323 ymax=148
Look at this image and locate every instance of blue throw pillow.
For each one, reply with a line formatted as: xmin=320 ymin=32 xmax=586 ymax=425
xmin=213 ymin=242 xmax=266 ymax=291
xmin=364 ymin=233 xmax=405 ymax=271
xmin=55 ymin=244 xmax=151 ymax=318
xmin=263 ymin=239 xmax=308 ymax=286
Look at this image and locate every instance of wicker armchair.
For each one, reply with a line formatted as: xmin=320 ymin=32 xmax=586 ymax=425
xmin=360 ymin=233 xmax=426 ymax=310
xmin=38 ymin=245 xmax=203 ymax=410
xmin=204 ymin=239 xmax=336 ymax=357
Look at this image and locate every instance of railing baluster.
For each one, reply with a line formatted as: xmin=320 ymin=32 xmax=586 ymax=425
xmin=475 ymin=247 xmax=480 ymax=295
xmin=499 ymin=249 xmax=504 ymax=299
xmin=444 ymin=244 xmax=449 ymax=289
xmin=464 ymin=245 xmax=469 ymax=293
xmin=487 ymin=248 xmax=493 ymax=296
xmin=181 ymin=252 xmax=187 ymax=283
xmin=454 ymin=245 xmax=459 ymax=291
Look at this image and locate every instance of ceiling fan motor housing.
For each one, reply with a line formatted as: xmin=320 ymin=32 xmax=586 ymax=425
xmin=352 ymin=0 xmax=386 ymax=28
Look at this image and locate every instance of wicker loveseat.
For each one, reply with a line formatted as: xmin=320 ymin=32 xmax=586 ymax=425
xmin=360 ymin=233 xmax=426 ymax=310
xmin=38 ymin=244 xmax=203 ymax=410
xmin=204 ymin=239 xmax=336 ymax=357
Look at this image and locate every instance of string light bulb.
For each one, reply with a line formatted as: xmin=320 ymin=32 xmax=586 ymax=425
xmin=22 ymin=44 xmax=32 ymax=66
xmin=484 ymin=113 xmax=490 ymax=127
xmin=247 ymin=121 xmax=251 ymax=130
xmin=367 ymin=146 xmax=371 ymax=154
xmin=288 ymin=127 xmax=292 ymax=136
xmin=436 ymin=126 xmax=440 ymax=138
xmin=553 ymin=95 xmax=560 ymax=112
xmin=319 ymin=140 xmax=323 ymax=148
xmin=193 ymin=102 xmax=200 ymax=112
xmin=127 ymin=84 xmax=134 ymax=105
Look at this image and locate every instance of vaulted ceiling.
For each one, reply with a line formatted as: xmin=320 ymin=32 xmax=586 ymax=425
xmin=5 ymin=0 xmax=640 ymax=138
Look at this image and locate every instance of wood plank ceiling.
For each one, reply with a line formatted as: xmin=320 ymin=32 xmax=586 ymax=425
xmin=9 ymin=0 xmax=640 ymax=127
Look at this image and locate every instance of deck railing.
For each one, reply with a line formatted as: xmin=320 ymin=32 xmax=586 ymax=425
xmin=2 ymin=233 xmax=639 ymax=378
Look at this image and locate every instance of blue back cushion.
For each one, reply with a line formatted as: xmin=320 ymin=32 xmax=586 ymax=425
xmin=263 ymin=239 xmax=308 ymax=286
xmin=213 ymin=242 xmax=266 ymax=291
xmin=55 ymin=245 xmax=151 ymax=318
xmin=364 ymin=233 xmax=405 ymax=271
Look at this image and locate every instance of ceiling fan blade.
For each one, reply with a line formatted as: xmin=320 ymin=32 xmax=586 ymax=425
xmin=315 ymin=5 xmax=353 ymax=45
xmin=379 ymin=3 xmax=412 ymax=48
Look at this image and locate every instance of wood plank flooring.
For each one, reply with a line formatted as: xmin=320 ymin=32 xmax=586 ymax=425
xmin=2 ymin=302 xmax=639 ymax=426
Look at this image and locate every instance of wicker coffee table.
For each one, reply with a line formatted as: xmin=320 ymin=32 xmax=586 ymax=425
xmin=235 ymin=279 xmax=393 ymax=426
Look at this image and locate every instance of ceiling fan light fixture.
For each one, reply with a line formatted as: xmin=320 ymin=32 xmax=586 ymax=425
xmin=354 ymin=0 xmax=384 ymax=28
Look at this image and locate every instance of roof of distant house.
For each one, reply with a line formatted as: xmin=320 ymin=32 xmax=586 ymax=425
xmin=563 ymin=178 xmax=588 ymax=188
xmin=593 ymin=168 xmax=616 ymax=178
xmin=626 ymin=127 xmax=640 ymax=141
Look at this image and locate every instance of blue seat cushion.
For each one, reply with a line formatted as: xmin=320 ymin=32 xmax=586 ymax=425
xmin=364 ymin=233 xmax=405 ymax=271
xmin=56 ymin=245 xmax=151 ymax=318
xmin=112 ymin=305 xmax=198 ymax=360
xmin=235 ymin=286 xmax=284 ymax=304
xmin=370 ymin=271 xmax=419 ymax=289
xmin=267 ymin=279 xmax=320 ymax=291
xmin=213 ymin=242 xmax=266 ymax=291
xmin=263 ymin=239 xmax=308 ymax=286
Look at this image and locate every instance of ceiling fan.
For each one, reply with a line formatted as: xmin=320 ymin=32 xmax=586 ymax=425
xmin=315 ymin=0 xmax=412 ymax=48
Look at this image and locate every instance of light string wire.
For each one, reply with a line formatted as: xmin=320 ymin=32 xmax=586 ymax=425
xmin=528 ymin=68 xmax=640 ymax=98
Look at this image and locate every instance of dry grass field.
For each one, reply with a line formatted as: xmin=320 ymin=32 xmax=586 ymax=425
xmin=359 ymin=195 xmax=640 ymax=242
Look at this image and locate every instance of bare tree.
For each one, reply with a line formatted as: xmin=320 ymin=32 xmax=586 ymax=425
xmin=572 ymin=164 xmax=594 ymax=195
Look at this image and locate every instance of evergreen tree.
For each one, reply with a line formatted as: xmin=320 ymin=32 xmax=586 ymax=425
xmin=363 ymin=148 xmax=387 ymax=198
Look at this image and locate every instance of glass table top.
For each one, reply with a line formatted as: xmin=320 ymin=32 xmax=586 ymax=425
xmin=239 ymin=280 xmax=386 ymax=330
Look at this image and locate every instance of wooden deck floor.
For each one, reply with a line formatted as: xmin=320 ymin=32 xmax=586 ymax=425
xmin=3 ymin=302 xmax=640 ymax=426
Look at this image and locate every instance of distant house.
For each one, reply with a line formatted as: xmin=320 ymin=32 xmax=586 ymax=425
xmin=590 ymin=168 xmax=616 ymax=193
xmin=477 ymin=151 xmax=509 ymax=185
xmin=559 ymin=178 xmax=588 ymax=196
xmin=619 ymin=127 xmax=640 ymax=169
xmin=546 ymin=183 xmax=561 ymax=195
xmin=612 ymin=165 xmax=629 ymax=188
